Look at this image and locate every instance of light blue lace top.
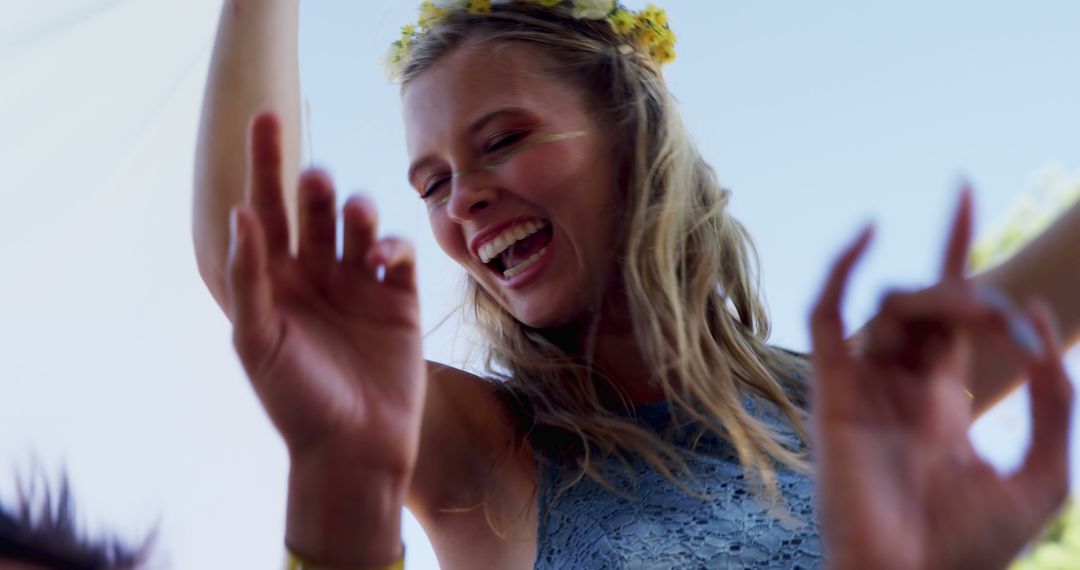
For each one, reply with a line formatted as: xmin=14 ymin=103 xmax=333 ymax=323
xmin=533 ymin=397 xmax=823 ymax=569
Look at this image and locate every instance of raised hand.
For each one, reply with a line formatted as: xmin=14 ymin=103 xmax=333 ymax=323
xmin=810 ymin=190 xmax=1074 ymax=570
xmin=225 ymin=111 xmax=425 ymax=476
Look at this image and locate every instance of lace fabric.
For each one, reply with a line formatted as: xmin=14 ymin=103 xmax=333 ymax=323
xmin=533 ymin=398 xmax=823 ymax=569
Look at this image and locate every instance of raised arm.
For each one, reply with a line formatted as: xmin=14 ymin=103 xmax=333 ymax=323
xmin=194 ymin=0 xmax=302 ymax=314
xmin=196 ymin=5 xmax=539 ymax=564
xmin=969 ymin=199 xmax=1080 ymax=416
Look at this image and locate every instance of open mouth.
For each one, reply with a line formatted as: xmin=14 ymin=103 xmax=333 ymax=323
xmin=483 ymin=221 xmax=554 ymax=280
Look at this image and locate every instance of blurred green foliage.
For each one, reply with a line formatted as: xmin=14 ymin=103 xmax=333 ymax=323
xmin=970 ymin=163 xmax=1080 ymax=271
xmin=969 ymin=163 xmax=1079 ymax=570
xmin=1012 ymin=500 xmax=1080 ymax=570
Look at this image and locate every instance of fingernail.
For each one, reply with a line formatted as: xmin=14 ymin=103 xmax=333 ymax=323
xmin=231 ymin=208 xmax=245 ymax=240
xmin=975 ymin=286 xmax=1045 ymax=358
xmin=227 ymin=210 xmax=240 ymax=262
xmin=974 ymin=286 xmax=1012 ymax=312
xmin=861 ymin=221 xmax=876 ymax=239
xmin=853 ymin=221 xmax=875 ymax=247
xmin=1008 ymin=314 xmax=1045 ymax=359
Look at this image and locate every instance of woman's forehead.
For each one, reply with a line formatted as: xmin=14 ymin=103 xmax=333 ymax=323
xmin=402 ymin=44 xmax=583 ymax=149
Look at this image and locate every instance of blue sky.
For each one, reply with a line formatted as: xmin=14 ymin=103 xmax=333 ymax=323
xmin=1 ymin=1 xmax=1078 ymax=567
xmin=298 ymin=0 xmax=1080 ymax=348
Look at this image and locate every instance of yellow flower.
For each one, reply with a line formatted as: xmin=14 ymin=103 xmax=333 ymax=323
xmin=383 ymin=39 xmax=410 ymax=78
xmin=469 ymin=0 xmax=492 ymax=13
xmin=638 ymin=26 xmax=664 ymax=47
xmin=634 ymin=12 xmax=653 ymax=32
xmin=649 ymin=42 xmax=675 ymax=64
xmin=571 ymin=0 xmax=614 ymax=19
xmin=536 ymin=0 xmax=562 ymax=7
xmin=641 ymin=4 xmax=667 ymax=27
xmin=608 ymin=9 xmax=637 ymax=35
xmin=418 ymin=1 xmax=449 ymax=28
xmin=401 ymin=24 xmax=417 ymax=38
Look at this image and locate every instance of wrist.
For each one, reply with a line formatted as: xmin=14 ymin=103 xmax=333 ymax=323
xmin=286 ymin=546 xmax=404 ymax=570
xmin=286 ymin=454 xmax=409 ymax=567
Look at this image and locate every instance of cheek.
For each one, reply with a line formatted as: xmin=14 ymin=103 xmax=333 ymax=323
xmin=429 ymin=213 xmax=467 ymax=261
xmin=503 ymin=146 xmax=589 ymax=206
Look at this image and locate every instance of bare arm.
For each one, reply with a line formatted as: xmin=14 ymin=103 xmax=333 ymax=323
xmin=193 ymin=0 xmax=302 ymax=314
xmin=969 ymin=199 xmax=1080 ymax=416
xmin=195 ymin=5 xmax=526 ymax=562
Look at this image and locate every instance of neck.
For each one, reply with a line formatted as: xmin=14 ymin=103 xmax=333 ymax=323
xmin=541 ymin=286 xmax=666 ymax=407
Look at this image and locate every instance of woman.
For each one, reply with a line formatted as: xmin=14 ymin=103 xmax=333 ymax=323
xmin=194 ymin=1 xmax=1078 ymax=567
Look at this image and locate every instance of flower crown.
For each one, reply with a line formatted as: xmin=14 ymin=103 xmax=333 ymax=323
xmin=385 ymin=0 xmax=676 ymax=79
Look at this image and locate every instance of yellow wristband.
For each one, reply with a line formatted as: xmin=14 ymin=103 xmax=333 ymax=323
xmin=285 ymin=547 xmax=404 ymax=570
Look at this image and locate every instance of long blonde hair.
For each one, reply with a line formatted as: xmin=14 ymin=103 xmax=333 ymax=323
xmin=401 ymin=4 xmax=812 ymax=509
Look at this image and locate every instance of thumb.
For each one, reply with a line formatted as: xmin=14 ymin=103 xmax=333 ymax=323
xmin=226 ymin=205 xmax=279 ymax=368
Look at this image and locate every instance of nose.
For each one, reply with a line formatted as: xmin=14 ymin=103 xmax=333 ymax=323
xmin=445 ymin=168 xmax=497 ymax=223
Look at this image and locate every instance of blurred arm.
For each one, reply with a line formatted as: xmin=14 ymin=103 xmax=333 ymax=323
xmin=969 ymin=199 xmax=1080 ymax=416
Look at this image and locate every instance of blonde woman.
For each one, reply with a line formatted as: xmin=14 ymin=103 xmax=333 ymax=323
xmin=193 ymin=1 xmax=1079 ymax=568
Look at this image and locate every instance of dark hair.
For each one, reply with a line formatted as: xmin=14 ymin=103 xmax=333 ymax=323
xmin=0 ymin=471 xmax=154 ymax=570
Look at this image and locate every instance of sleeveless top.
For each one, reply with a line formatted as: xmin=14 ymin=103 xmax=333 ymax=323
xmin=532 ymin=397 xmax=823 ymax=569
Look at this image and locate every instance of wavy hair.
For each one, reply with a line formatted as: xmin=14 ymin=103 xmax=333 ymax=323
xmin=400 ymin=3 xmax=813 ymax=520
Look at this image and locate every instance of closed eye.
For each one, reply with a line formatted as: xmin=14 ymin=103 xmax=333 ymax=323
xmin=420 ymin=177 xmax=449 ymax=200
xmin=485 ymin=131 xmax=527 ymax=154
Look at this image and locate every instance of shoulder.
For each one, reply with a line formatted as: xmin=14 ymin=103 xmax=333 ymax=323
xmin=408 ymin=362 xmax=541 ymax=568
xmin=408 ymin=361 xmax=536 ymax=519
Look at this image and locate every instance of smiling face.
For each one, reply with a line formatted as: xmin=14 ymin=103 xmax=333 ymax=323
xmin=403 ymin=42 xmax=622 ymax=328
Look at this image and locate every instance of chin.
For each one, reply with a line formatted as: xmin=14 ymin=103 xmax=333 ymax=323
xmin=470 ymin=265 xmax=599 ymax=331
xmin=511 ymin=308 xmax=570 ymax=330
xmin=507 ymin=293 xmax=594 ymax=331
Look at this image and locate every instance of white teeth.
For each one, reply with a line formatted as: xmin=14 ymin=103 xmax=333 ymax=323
xmin=478 ymin=220 xmax=548 ymax=264
xmin=503 ymin=246 xmax=547 ymax=279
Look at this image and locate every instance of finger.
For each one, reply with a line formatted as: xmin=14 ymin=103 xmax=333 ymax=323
xmin=940 ymin=182 xmax=973 ymax=281
xmin=810 ymin=224 xmax=874 ymax=397
xmin=342 ymin=194 xmax=379 ymax=275
xmin=245 ymin=111 xmax=290 ymax=258
xmin=367 ymin=237 xmax=417 ymax=292
xmin=297 ymin=169 xmax=338 ymax=279
xmin=225 ymin=205 xmax=279 ymax=364
xmin=857 ymin=313 xmax=908 ymax=366
xmin=876 ymin=283 xmax=1005 ymax=332
xmin=1007 ymin=302 xmax=1073 ymax=528
xmin=1025 ymin=303 xmax=1071 ymax=461
xmin=867 ymin=283 xmax=1017 ymax=378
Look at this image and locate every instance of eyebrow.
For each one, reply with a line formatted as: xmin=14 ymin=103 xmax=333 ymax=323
xmin=406 ymin=107 xmax=531 ymax=186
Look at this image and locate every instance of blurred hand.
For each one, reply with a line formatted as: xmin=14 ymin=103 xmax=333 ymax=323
xmin=225 ymin=111 xmax=425 ymax=477
xmin=810 ymin=190 xmax=1074 ymax=570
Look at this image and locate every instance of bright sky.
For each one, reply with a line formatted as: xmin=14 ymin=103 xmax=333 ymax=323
xmin=1 ymin=1 xmax=1079 ymax=568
